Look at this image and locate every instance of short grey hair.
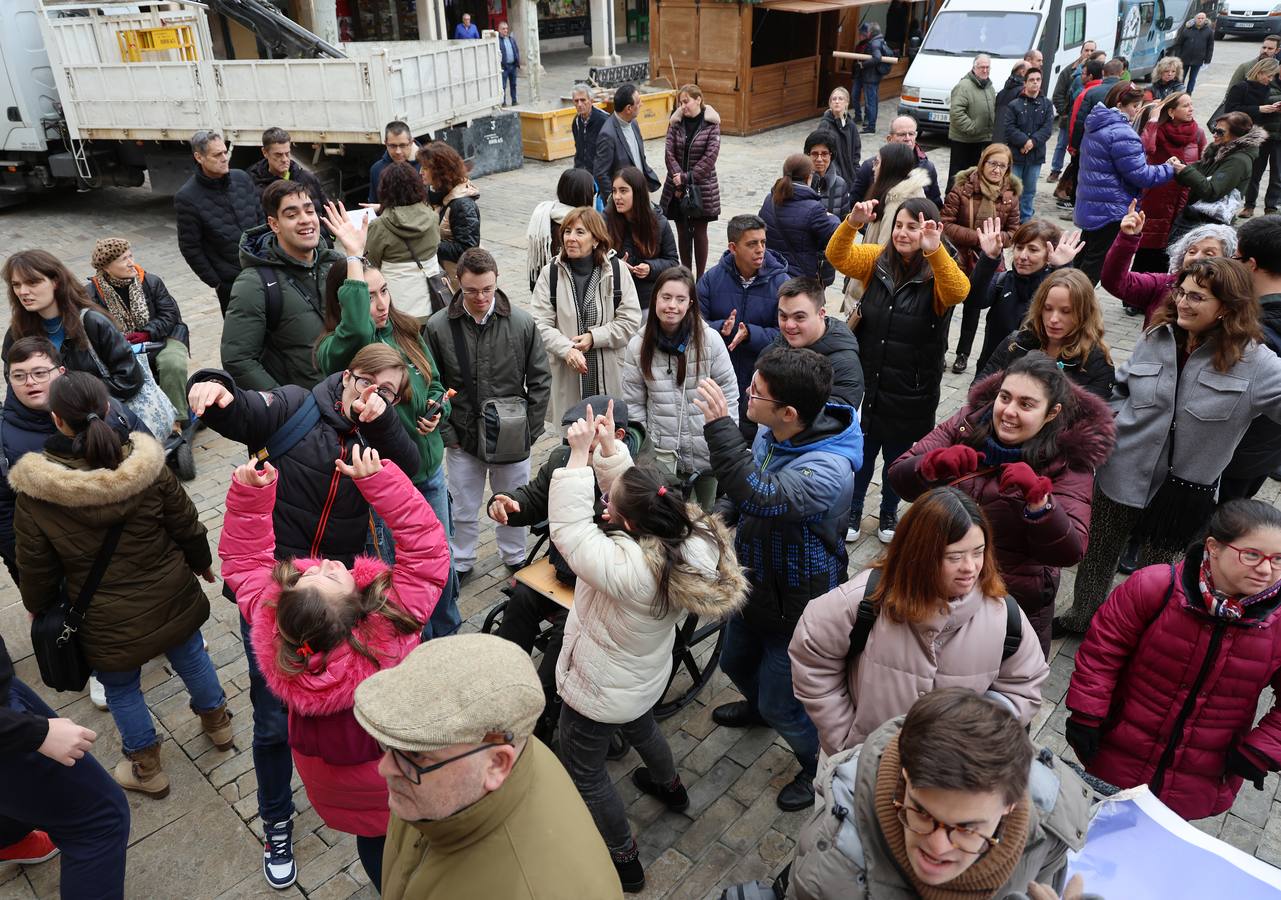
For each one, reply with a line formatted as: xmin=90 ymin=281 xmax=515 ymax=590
xmin=974 ymin=54 xmax=992 ymax=68
xmin=571 ymin=82 xmax=592 ymax=98
xmin=190 ymin=130 xmax=223 ymax=154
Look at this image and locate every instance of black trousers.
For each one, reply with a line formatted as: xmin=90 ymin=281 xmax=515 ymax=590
xmin=497 ymin=584 xmax=567 ymax=720
xmin=947 ymin=141 xmax=987 ymax=192
xmin=215 ymin=281 xmax=234 ymax=317
xmin=1075 ymin=220 xmax=1122 ymax=288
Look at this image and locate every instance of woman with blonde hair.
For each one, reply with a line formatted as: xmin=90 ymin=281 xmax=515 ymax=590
xmin=1225 ymin=58 xmax=1281 ymax=217
xmin=1144 ymin=55 xmax=1185 ymax=102
xmin=975 ymin=267 xmax=1115 ymax=399
xmin=531 ymin=207 xmax=642 ymax=430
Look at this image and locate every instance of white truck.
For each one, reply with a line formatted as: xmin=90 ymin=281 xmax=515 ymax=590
xmin=0 ymin=0 xmax=508 ymax=205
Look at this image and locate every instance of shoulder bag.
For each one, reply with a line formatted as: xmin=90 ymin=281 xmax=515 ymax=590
xmin=449 ymin=317 xmax=531 ymax=464
xmin=78 ymin=309 xmax=177 ymax=440
xmin=678 ymin=124 xmax=707 ymax=219
xmin=30 ymin=522 xmax=124 ymax=691
xmin=399 ymin=236 xmax=453 ymax=317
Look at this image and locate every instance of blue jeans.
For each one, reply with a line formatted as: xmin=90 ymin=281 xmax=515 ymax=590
xmin=96 ymin=628 xmax=224 ymax=753
xmin=1186 ymin=64 xmax=1202 ymax=95
xmin=501 ymin=63 xmax=518 ymax=105
xmin=1051 ymin=121 xmax=1070 ymax=172
xmin=861 ymin=80 xmax=880 ymax=129
xmin=0 ymin=680 xmax=130 ymax=900
xmin=718 ymin=614 xmax=818 ymax=777
xmin=851 ymin=426 xmax=911 ymax=522
xmin=240 ymin=613 xmax=295 ymax=825
xmin=1013 ymin=161 xmax=1041 ymax=221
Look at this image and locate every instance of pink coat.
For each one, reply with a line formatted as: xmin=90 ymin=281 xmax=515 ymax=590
xmin=789 ymin=569 xmax=1049 ymax=756
xmin=220 ymin=462 xmax=449 ymax=836
xmin=1067 ymin=557 xmax=1281 ymax=820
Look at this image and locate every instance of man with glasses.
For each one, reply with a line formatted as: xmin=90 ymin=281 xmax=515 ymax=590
xmin=368 ymin=122 xmax=419 ymax=205
xmin=763 ymin=688 xmax=1092 ymax=898
xmin=174 ymin=129 xmax=263 ymax=316
xmin=185 ymin=343 xmax=420 ymax=890
xmin=848 ymin=116 xmax=943 ymax=208
xmin=425 ymin=248 xmax=550 ymax=582
xmin=353 ymin=633 xmax=623 ymax=900
xmin=947 ymin=55 xmax=997 ymax=191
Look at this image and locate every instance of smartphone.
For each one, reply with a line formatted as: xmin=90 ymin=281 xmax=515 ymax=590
xmin=421 ymin=388 xmax=457 ymax=421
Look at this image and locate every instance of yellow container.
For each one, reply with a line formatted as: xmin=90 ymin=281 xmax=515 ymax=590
xmin=632 ymin=90 xmax=675 ymax=140
xmin=518 ymin=90 xmax=675 ymax=161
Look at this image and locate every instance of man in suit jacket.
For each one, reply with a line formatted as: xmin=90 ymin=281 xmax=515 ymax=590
xmin=497 ymin=22 xmax=521 ymax=106
xmin=572 ymin=85 xmax=609 ymax=172
xmin=593 ymin=83 xmax=660 ymax=203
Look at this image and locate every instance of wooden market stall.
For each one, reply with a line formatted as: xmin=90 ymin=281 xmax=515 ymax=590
xmin=648 ymin=0 xmax=942 ymax=136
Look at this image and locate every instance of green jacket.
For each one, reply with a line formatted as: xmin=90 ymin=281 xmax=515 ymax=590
xmin=315 ymin=279 xmax=448 ymax=480
xmin=221 ymin=225 xmax=343 ymax=391
xmin=365 ymin=202 xmax=441 ymax=267
xmin=948 ymin=71 xmax=996 ymax=143
xmin=424 ymin=289 xmax=551 ymax=458
xmin=1176 ymin=126 xmax=1266 ymax=203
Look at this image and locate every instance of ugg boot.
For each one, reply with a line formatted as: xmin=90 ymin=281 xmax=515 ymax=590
xmin=113 ymin=741 xmax=169 ymax=798
xmin=197 ymin=703 xmax=234 ymax=751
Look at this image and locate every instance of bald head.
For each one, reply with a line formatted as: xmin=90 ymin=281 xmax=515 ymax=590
xmin=888 ymin=116 xmax=918 ymax=146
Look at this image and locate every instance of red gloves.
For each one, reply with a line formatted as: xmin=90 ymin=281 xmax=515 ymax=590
xmin=125 ymin=331 xmax=151 ymax=344
xmin=919 ymin=445 xmax=982 ymax=482
xmin=1000 ymin=462 xmax=1053 ymax=506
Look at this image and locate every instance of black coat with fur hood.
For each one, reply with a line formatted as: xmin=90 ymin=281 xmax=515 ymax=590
xmin=10 ymin=430 xmax=211 ymax=672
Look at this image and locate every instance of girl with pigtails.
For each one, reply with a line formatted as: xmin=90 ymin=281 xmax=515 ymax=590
xmin=218 ymin=446 xmax=450 ymax=892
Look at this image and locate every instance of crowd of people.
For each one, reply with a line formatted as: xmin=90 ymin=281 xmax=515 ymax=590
xmin=5 ymin=28 xmax=1281 ymax=900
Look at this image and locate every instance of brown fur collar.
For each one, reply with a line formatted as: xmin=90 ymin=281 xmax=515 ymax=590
xmin=668 ymin=104 xmax=722 ymax=127
xmin=8 ymin=432 xmax=166 ymax=507
xmin=638 ymin=507 xmax=747 ymax=620
xmin=965 ymin=373 xmax=1116 ymax=471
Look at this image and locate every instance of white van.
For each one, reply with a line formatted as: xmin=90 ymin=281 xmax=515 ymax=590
xmin=898 ymin=0 xmax=1118 ymax=134
xmin=1216 ymin=1 xmax=1281 ymax=40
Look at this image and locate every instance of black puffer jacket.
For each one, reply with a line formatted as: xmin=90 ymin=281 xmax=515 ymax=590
xmin=612 ymin=207 xmax=680 ymax=312
xmin=86 ymin=268 xmax=188 ymax=346
xmin=173 ymin=168 xmax=264 ymax=289
xmin=974 ymin=329 xmax=1115 ymax=400
xmin=771 ymin=318 xmax=864 ymax=409
xmin=188 ymin=368 xmax=420 ymax=565
xmin=435 ymin=185 xmax=482 ymax=265
xmin=245 ymin=158 xmax=329 ymax=211
xmin=966 ymin=252 xmax=1058 ymax=373
xmin=1225 ymin=295 xmax=1281 ymax=479
xmin=2 ymin=310 xmax=143 ymax=402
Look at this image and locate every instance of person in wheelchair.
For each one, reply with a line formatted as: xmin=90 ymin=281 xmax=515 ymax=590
xmin=86 ymin=238 xmax=195 ymax=472
xmin=487 ymin=394 xmax=644 ymax=741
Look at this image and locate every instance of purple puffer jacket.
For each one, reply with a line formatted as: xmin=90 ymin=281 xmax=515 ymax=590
xmin=1075 ymin=105 xmax=1174 ymax=231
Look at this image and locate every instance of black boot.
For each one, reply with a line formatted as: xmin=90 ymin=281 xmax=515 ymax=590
xmin=712 ymin=700 xmax=767 ymax=728
xmin=612 ymin=842 xmax=645 ymax=893
xmin=1117 ymin=537 xmax=1141 ymax=575
xmin=632 ymin=767 xmax=689 ymax=811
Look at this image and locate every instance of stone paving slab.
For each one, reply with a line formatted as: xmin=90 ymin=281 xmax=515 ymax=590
xmin=1 ymin=34 xmax=1280 ymax=899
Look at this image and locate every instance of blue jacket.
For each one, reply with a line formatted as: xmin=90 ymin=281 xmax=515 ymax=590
xmin=697 ymin=249 xmax=791 ymax=409
xmin=454 ymin=22 xmax=480 ymax=38
xmin=1003 ymin=94 xmax=1056 ymax=166
xmin=367 ymin=152 xmax=421 ymax=204
xmin=705 ymin=405 xmax=862 ymax=635
xmin=758 ymin=184 xmax=839 ymax=280
xmin=1075 ymin=105 xmax=1174 ymax=231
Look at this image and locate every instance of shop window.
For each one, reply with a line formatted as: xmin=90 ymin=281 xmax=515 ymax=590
xmin=750 ymin=8 xmax=819 ymax=67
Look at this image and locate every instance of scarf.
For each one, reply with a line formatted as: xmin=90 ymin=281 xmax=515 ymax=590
xmin=1157 ymin=118 xmax=1200 ymax=159
xmin=975 ymin=172 xmax=1002 ymax=225
xmin=981 ymin=434 xmax=1024 ymax=468
xmin=566 ymin=255 xmax=604 ymax=399
xmin=94 ymin=269 xmax=150 ymax=333
xmin=526 ymin=200 xmax=575 ymax=290
xmin=873 ymin=734 xmax=1030 ymax=900
xmin=1197 ymin=554 xmax=1281 ymax=620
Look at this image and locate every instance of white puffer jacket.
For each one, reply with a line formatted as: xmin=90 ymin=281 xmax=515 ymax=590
xmin=549 ymin=445 xmax=747 ymax=724
xmin=620 ymin=322 xmax=739 ymax=474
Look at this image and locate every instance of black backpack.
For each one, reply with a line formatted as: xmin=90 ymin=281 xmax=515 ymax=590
xmin=847 ymin=570 xmax=1024 ymax=663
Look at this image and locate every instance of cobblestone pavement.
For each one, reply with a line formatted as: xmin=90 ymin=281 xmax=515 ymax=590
xmin=2 ymin=37 xmax=1280 ymax=900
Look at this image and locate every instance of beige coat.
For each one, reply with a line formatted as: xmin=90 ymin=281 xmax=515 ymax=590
xmin=530 ymin=251 xmax=642 ymax=431
xmin=789 ymin=568 xmax=1049 ymax=756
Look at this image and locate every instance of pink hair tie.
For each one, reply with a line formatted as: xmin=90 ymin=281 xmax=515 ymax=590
xmin=657 ymin=486 xmax=668 ymax=497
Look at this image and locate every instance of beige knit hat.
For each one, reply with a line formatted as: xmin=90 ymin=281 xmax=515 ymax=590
xmin=91 ymin=238 xmax=131 ymax=272
xmin=353 ymin=634 xmax=544 ymax=753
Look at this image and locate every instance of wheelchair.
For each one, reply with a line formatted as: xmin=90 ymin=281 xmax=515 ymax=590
xmin=132 ymin=339 xmax=197 ymax=482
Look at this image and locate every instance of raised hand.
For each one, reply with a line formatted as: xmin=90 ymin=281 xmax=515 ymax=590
xmin=233 ymin=460 xmax=277 ymax=488
xmin=350 ymin=383 xmax=387 ymax=423
xmin=847 ymin=199 xmax=879 ymax=225
xmin=720 ymin=308 xmax=738 ymax=338
xmin=335 ymin=445 xmax=383 ymax=479
xmin=488 ymin=494 xmax=521 ymax=524
xmin=594 ymin=399 xmax=618 ymax=457
xmin=977 ymin=217 xmax=1004 ymax=260
xmin=918 ymin=213 xmax=943 ymax=254
xmin=188 ymin=381 xmax=233 ymax=417
xmin=321 ymin=200 xmax=368 ymax=259
xmin=692 ymin=377 xmax=730 ymax=423
xmin=1119 ymin=199 xmax=1147 ymax=237
xmin=566 ymin=417 xmax=596 ymax=457
xmin=1047 ymin=229 xmax=1086 ymax=266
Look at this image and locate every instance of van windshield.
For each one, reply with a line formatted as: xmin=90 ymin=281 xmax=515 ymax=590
xmin=921 ymin=11 xmax=1040 ymax=58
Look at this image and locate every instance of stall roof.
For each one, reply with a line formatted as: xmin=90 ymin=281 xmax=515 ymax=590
xmin=756 ymin=0 xmax=881 ymax=9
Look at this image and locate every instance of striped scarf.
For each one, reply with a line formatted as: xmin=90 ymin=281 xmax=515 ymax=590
xmin=569 ymin=264 xmax=604 ymax=399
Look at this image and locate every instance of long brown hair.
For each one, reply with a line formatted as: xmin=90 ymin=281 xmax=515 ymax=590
xmin=319 ymin=263 xmax=433 ymax=395
xmin=1149 ymin=257 xmax=1261 ymax=372
xmin=3 ymin=250 xmax=95 ymax=350
xmin=1023 ymin=268 xmax=1112 ymax=366
xmin=771 ymin=154 xmax=814 ymax=206
xmin=607 ymin=165 xmax=659 ymax=259
xmin=876 ymin=197 xmax=941 ymax=283
xmin=271 ymin=562 xmax=421 ymax=676
xmin=868 ymin=487 xmax=1005 ymax=623
xmin=639 ymin=266 xmax=705 ymax=383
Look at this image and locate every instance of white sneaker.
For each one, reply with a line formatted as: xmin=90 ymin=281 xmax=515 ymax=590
xmin=88 ymin=675 xmax=108 ymax=711
xmin=845 ymin=525 xmax=861 ymax=543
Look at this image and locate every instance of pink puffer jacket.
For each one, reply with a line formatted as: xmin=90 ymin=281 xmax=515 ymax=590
xmin=1067 ymin=554 xmax=1281 ymax=820
xmin=220 ymin=462 xmax=450 ymax=836
xmin=789 ymin=568 xmax=1049 ymax=756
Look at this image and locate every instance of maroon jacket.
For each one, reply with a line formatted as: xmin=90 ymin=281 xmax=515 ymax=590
xmin=660 ymin=106 xmax=722 ymax=219
xmin=1100 ymin=228 xmax=1175 ymax=325
xmin=1138 ymin=118 xmax=1206 ymax=250
xmin=1067 ymin=553 xmax=1281 ymax=820
xmin=887 ymin=374 xmax=1115 ymax=622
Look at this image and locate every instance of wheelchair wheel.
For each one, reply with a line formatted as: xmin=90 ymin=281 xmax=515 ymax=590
xmin=174 ymin=435 xmax=196 ymax=482
xmin=482 ymin=600 xmax=508 ymax=635
xmin=654 ymin=614 xmax=725 ymax=720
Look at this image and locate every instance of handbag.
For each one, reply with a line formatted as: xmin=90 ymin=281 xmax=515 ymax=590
xmin=1185 ymin=188 xmax=1245 ymax=226
xmin=79 ymin=310 xmax=177 ymax=440
xmin=398 ymin=236 xmax=452 ymax=317
xmin=449 ymin=317 xmax=531 ymax=464
xmin=30 ymin=522 xmax=124 ymax=691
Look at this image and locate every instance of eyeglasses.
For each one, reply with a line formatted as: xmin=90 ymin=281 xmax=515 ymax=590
xmin=1171 ymin=286 xmax=1215 ymax=305
xmin=9 ymin=367 xmax=56 ymax=385
xmin=1222 ymin=542 xmax=1281 ymax=568
xmin=379 ymin=732 xmax=514 ymax=785
xmin=462 ymin=286 xmax=497 ymax=299
xmin=351 ymin=373 xmax=401 ymax=406
xmin=984 ymin=160 xmax=1009 ymax=172
xmin=808 ymin=149 xmax=831 ymax=159
xmin=747 ymin=392 xmax=787 ymax=406
xmin=893 ymin=795 xmax=1003 ymax=855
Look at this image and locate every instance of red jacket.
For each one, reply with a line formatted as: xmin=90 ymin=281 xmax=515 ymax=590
xmin=1067 ymin=79 xmax=1102 ymax=152
xmin=220 ymin=462 xmax=450 ymax=836
xmin=1068 ymin=554 xmax=1281 ymax=820
xmin=1138 ymin=118 xmax=1206 ymax=249
xmin=888 ymin=374 xmax=1115 ymax=636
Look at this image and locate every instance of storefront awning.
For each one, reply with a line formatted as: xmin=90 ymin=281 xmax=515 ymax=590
xmin=758 ymin=0 xmax=884 ymax=11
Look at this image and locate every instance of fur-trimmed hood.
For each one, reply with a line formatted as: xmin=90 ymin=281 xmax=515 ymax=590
xmin=8 ymin=432 xmax=165 ymax=509
xmin=950 ymin=165 xmax=1023 ymax=199
xmin=637 ymin=507 xmax=747 ymax=620
xmin=886 ymin=165 xmax=935 ymax=203
xmin=668 ymin=103 xmax=721 ymax=126
xmin=1202 ymin=125 xmax=1268 ymax=164
xmin=965 ymin=371 xmax=1116 ymax=471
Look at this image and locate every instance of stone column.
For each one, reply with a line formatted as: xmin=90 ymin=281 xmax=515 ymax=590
xmin=297 ymin=0 xmax=340 ymax=46
xmin=508 ymin=0 xmax=544 ymax=99
xmin=587 ymin=0 xmax=620 ymax=66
